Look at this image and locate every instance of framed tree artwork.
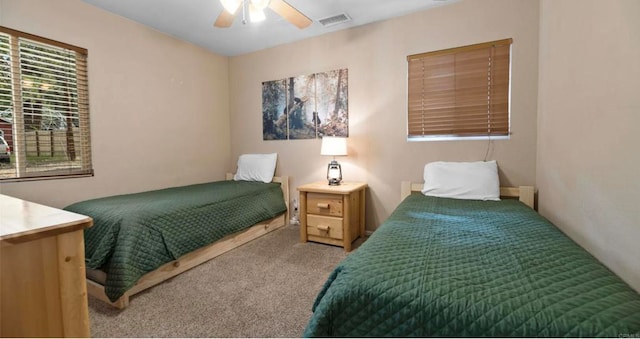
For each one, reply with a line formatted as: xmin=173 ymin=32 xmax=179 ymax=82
xmin=262 ymin=79 xmax=287 ymax=140
xmin=262 ymin=68 xmax=348 ymax=140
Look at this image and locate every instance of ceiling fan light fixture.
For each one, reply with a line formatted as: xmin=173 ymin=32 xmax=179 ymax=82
xmin=249 ymin=3 xmax=266 ymax=22
xmin=221 ymin=0 xmax=241 ymax=14
xmin=251 ymin=0 xmax=270 ymax=11
xmin=214 ymin=0 xmax=311 ymax=29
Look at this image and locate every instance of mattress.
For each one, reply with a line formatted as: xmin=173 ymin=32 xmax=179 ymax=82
xmin=304 ymin=193 xmax=640 ymax=337
xmin=65 ymin=180 xmax=286 ymax=301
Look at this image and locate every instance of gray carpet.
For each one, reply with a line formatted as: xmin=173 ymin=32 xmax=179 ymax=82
xmin=88 ymin=225 xmax=363 ymax=338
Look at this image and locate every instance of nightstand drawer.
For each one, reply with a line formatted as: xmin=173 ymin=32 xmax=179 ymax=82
xmin=307 ymin=215 xmax=343 ymax=240
xmin=307 ymin=193 xmax=343 ymax=217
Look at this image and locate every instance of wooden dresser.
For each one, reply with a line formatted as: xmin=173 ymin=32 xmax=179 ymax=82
xmin=298 ymin=181 xmax=366 ymax=252
xmin=0 ymin=194 xmax=93 ymax=337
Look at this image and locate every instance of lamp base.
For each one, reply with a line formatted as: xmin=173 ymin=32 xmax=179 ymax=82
xmin=328 ymin=178 xmax=342 ymax=186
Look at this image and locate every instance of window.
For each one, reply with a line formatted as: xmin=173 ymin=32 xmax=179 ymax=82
xmin=407 ymin=38 xmax=512 ymax=140
xmin=0 ymin=26 xmax=92 ymax=181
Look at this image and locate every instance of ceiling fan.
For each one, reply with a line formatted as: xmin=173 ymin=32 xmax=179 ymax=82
xmin=214 ymin=0 xmax=312 ymax=29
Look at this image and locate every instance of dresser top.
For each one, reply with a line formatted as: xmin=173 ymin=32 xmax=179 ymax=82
xmin=0 ymin=194 xmax=92 ymax=243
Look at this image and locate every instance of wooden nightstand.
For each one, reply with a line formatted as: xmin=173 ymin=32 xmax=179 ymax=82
xmin=298 ymin=181 xmax=367 ymax=252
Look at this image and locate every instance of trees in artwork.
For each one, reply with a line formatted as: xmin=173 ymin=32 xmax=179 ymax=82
xmin=262 ymin=68 xmax=348 ymax=140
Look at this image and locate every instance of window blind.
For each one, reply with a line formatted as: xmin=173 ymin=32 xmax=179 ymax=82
xmin=407 ymin=39 xmax=512 ymax=139
xmin=0 ymin=26 xmax=92 ymax=181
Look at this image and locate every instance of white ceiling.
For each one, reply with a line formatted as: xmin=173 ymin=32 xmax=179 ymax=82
xmin=82 ymin=0 xmax=457 ymax=56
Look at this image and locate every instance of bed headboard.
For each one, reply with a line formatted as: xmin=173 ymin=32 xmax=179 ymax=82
xmin=226 ymin=173 xmax=290 ymax=220
xmin=400 ymin=182 xmax=535 ymax=209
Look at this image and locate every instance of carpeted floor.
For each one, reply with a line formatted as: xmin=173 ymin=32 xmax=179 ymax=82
xmin=88 ymin=225 xmax=363 ymax=338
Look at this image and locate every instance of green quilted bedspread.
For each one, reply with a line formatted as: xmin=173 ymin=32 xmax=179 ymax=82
xmin=65 ymin=180 xmax=286 ymax=302
xmin=304 ymin=193 xmax=640 ymax=337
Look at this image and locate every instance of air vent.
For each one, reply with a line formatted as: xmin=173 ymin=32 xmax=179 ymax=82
xmin=318 ymin=13 xmax=351 ymax=27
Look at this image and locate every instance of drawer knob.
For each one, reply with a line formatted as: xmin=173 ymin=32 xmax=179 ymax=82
xmin=317 ymin=203 xmax=330 ymax=209
xmin=317 ymin=224 xmax=330 ymax=232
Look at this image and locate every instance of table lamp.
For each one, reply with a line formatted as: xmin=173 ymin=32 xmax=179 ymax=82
xmin=320 ymin=136 xmax=347 ymax=186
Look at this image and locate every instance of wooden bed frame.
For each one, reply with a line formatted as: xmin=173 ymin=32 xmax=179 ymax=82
xmin=401 ymin=182 xmax=535 ymax=209
xmin=86 ymin=174 xmax=290 ymax=309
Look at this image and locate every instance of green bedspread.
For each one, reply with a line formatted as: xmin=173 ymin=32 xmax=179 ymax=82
xmin=304 ymin=193 xmax=640 ymax=337
xmin=65 ymin=180 xmax=286 ymax=302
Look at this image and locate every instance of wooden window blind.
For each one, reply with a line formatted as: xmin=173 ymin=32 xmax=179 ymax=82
xmin=407 ymin=38 xmax=512 ymax=139
xmin=0 ymin=26 xmax=92 ymax=181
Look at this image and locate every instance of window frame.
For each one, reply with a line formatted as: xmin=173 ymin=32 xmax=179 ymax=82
xmin=406 ymin=38 xmax=513 ymax=141
xmin=0 ymin=26 xmax=93 ymax=182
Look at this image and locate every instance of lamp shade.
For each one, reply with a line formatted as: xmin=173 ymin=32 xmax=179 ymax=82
xmin=320 ymin=136 xmax=347 ymax=156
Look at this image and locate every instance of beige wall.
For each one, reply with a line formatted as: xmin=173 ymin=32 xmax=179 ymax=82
xmin=537 ymin=0 xmax=640 ymax=291
xmin=0 ymin=0 xmax=231 ymax=207
xmin=229 ymin=0 xmax=540 ymax=228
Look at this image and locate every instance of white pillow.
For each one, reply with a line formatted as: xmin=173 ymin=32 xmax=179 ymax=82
xmin=421 ymin=161 xmax=500 ymax=201
xmin=233 ymin=153 xmax=277 ymax=183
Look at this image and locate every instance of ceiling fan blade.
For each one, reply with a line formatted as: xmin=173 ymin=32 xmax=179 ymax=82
xmin=214 ymin=10 xmax=236 ymax=28
xmin=268 ymin=0 xmax=312 ymax=29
